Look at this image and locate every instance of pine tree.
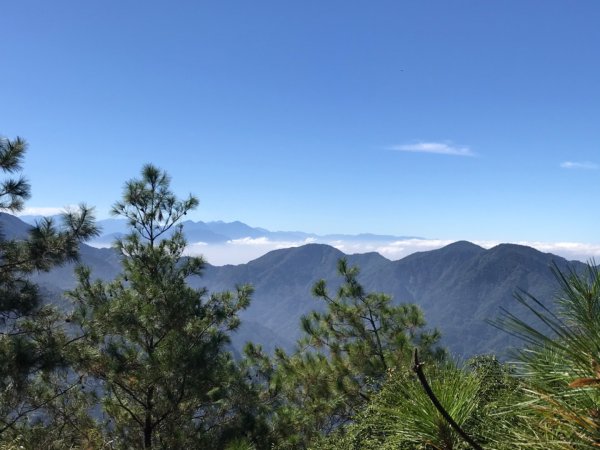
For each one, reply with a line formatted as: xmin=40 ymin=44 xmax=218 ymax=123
xmin=0 ymin=135 xmax=99 ymax=438
xmin=69 ymin=164 xmax=252 ymax=449
xmin=313 ymin=356 xmax=521 ymax=450
xmin=245 ymin=258 xmax=445 ymax=448
xmin=495 ymin=263 xmax=600 ymax=449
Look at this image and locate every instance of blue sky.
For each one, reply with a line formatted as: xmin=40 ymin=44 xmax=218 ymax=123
xmin=2 ymin=1 xmax=600 ymax=248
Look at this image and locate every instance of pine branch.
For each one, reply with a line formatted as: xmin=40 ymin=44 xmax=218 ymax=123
xmin=412 ymin=349 xmax=483 ymax=450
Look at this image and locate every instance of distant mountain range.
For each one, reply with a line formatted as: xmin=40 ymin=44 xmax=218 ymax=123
xmin=17 ymin=215 xmax=422 ymax=247
xmin=195 ymin=242 xmax=583 ymax=358
xmin=7 ymin=213 xmax=584 ymax=359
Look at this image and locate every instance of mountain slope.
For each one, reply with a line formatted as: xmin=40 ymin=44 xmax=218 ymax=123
xmin=196 ymin=241 xmax=583 ymax=358
xmin=2 ymin=214 xmax=582 ymax=358
xmin=369 ymin=242 xmax=583 ymax=357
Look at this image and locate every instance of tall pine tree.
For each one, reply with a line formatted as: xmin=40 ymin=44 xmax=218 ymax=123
xmin=69 ymin=164 xmax=252 ymax=449
xmin=0 ymin=135 xmax=99 ymax=439
xmin=245 ymin=258 xmax=445 ymax=448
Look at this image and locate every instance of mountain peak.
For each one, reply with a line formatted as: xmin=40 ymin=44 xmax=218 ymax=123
xmin=430 ymin=240 xmax=487 ymax=261
xmin=248 ymin=243 xmax=344 ymax=268
xmin=400 ymin=240 xmax=484 ymax=264
xmin=443 ymin=240 xmax=485 ymax=253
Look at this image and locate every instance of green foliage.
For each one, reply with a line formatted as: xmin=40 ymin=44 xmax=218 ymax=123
xmin=224 ymin=437 xmax=256 ymax=450
xmin=0 ymin=136 xmax=30 ymax=211
xmin=308 ymin=260 xmax=600 ymax=450
xmin=6 ymin=136 xmax=599 ymax=449
xmin=111 ymin=164 xmax=198 ymax=244
xmin=0 ymin=135 xmax=99 ymax=440
xmin=314 ymin=356 xmax=521 ymax=450
xmin=315 ymin=261 xmax=600 ymax=450
xmin=1 ymin=369 xmax=106 ymax=449
xmin=307 ymin=258 xmax=444 ymax=379
xmin=69 ymin=165 xmax=254 ymax=448
xmin=495 ymin=263 xmax=600 ymax=448
xmin=244 ymin=258 xmax=444 ymax=448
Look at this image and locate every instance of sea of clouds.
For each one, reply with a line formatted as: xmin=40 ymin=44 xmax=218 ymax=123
xmin=18 ymin=210 xmax=599 ymax=266
xmin=182 ymin=237 xmax=600 ymax=266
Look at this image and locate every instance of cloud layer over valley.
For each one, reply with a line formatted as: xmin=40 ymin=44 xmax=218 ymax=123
xmin=183 ymin=237 xmax=600 ymax=266
xmin=19 ymin=214 xmax=598 ymax=266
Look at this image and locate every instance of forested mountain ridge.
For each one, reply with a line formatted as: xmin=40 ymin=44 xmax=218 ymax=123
xmin=4 ymin=213 xmax=584 ymax=358
xmin=196 ymin=241 xmax=585 ymax=358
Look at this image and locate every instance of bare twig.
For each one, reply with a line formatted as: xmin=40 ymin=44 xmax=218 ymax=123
xmin=412 ymin=349 xmax=483 ymax=450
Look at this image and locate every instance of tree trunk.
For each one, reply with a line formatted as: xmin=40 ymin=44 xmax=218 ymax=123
xmin=144 ymin=387 xmax=154 ymax=449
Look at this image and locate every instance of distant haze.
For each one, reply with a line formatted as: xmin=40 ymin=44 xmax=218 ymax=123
xmin=3 ymin=212 xmax=591 ymax=357
xmin=18 ymin=215 xmax=598 ymax=266
xmin=184 ymin=237 xmax=600 ymax=266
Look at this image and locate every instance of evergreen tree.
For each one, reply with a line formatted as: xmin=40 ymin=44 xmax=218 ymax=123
xmin=313 ymin=356 xmax=520 ymax=450
xmin=495 ymin=263 xmax=600 ymax=449
xmin=306 ymin=258 xmax=444 ymax=387
xmin=0 ymin=135 xmax=99 ymax=439
xmin=69 ymin=164 xmax=252 ymax=449
xmin=245 ymin=258 xmax=444 ymax=448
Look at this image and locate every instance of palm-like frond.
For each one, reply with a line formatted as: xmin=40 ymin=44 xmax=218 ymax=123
xmin=494 ymin=262 xmax=600 ymax=448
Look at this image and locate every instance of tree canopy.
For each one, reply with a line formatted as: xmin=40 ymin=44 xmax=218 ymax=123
xmin=0 ymin=135 xmax=99 ymax=441
xmin=68 ymin=164 xmax=253 ymax=449
xmin=1 ymin=134 xmax=598 ymax=449
xmin=244 ymin=258 xmax=445 ymax=448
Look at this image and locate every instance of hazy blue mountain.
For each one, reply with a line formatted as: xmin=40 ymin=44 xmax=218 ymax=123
xmin=194 ymin=245 xmax=394 ymax=354
xmin=201 ymin=220 xmax=269 ymax=239
xmin=14 ymin=214 xmax=46 ymax=226
xmin=20 ymin=215 xmax=423 ymax=247
xmin=82 ymin=218 xmax=421 ymax=245
xmin=2 ymin=214 xmax=582 ymax=359
xmin=194 ymin=242 xmax=584 ymax=358
xmin=91 ymin=218 xmax=128 ymax=235
xmin=0 ymin=212 xmax=34 ymax=239
xmin=362 ymin=241 xmax=584 ymax=357
xmin=92 ymin=233 xmax=124 ymax=246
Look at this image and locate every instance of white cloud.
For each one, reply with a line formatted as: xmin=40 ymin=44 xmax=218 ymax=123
xmin=90 ymin=235 xmax=600 ymax=266
xmin=16 ymin=206 xmax=74 ymax=216
xmin=390 ymin=142 xmax=475 ymax=157
xmin=560 ymin=161 xmax=598 ymax=170
xmin=330 ymin=241 xmax=378 ymax=254
xmin=352 ymin=238 xmax=600 ymax=263
xmin=227 ymin=237 xmax=316 ymax=247
xmin=185 ymin=241 xmax=208 ymax=251
xmin=88 ymin=242 xmax=113 ymax=249
xmin=182 ymin=237 xmax=318 ymax=266
xmin=227 ymin=237 xmax=273 ymax=246
xmin=512 ymin=241 xmax=600 ymax=262
xmin=374 ymin=239 xmax=455 ymax=259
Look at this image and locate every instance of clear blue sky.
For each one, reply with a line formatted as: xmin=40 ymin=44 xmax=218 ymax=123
xmin=2 ymin=1 xmax=600 ymax=243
